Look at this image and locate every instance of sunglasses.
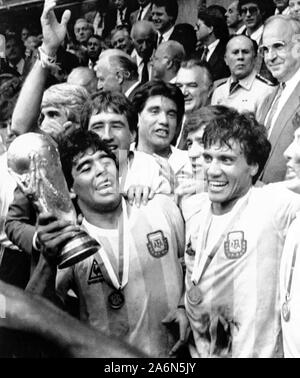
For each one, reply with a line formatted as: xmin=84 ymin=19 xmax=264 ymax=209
xmin=240 ymin=6 xmax=259 ymax=16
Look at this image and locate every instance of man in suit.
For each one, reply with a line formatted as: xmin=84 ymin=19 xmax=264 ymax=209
xmin=131 ymin=21 xmax=157 ymax=84
xmin=194 ymin=11 xmax=230 ymax=81
xmin=257 ymin=15 xmax=300 ymax=183
xmin=225 ymin=1 xmax=246 ymax=35
xmin=111 ymin=0 xmax=136 ymax=30
xmin=95 ymin=49 xmax=140 ymax=98
xmin=151 ymin=40 xmax=185 ymax=83
xmin=130 ymin=0 xmax=153 ymax=24
xmin=0 ymin=34 xmax=26 ymax=77
xmin=151 ymin=0 xmax=178 ymax=47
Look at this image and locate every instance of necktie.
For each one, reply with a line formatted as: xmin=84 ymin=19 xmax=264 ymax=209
xmin=141 ymin=59 xmax=149 ymax=84
xmin=137 ymin=7 xmax=143 ymax=21
xmin=265 ymin=83 xmax=286 ymax=134
xmin=200 ymin=45 xmax=209 ymax=62
xmin=229 ymin=80 xmax=240 ymax=95
xmin=119 ymin=10 xmax=124 ymax=23
xmin=157 ymin=34 xmax=164 ymax=47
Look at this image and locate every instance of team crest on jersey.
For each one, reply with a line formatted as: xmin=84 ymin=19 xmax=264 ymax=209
xmin=146 ymin=230 xmax=169 ymax=258
xmin=185 ymin=237 xmax=195 ymax=256
xmin=88 ymin=259 xmax=104 ymax=285
xmin=224 ymin=231 xmax=247 ymax=259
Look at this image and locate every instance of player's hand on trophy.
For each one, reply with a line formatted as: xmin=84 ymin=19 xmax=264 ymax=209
xmin=40 ymin=0 xmax=71 ymax=57
xmin=36 ymin=212 xmax=81 ymax=265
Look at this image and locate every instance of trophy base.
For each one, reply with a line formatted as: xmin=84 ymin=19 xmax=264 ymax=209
xmin=57 ymin=230 xmax=99 ymax=269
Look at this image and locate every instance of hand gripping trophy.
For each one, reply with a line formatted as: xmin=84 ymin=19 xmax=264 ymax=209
xmin=7 ymin=132 xmax=99 ymax=269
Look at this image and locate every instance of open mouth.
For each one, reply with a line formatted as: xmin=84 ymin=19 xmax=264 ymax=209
xmin=208 ymin=181 xmax=228 ymax=191
xmin=155 ymin=129 xmax=169 ymax=137
xmin=95 ymin=179 xmax=114 ymax=193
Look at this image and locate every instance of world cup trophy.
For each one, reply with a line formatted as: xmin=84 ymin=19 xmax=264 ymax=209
xmin=7 ymin=132 xmax=99 ymax=269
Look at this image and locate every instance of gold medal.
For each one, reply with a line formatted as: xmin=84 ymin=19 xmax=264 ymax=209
xmin=108 ymin=290 xmax=125 ymax=310
xmin=187 ymin=285 xmax=203 ymax=305
xmin=282 ymin=301 xmax=290 ymax=322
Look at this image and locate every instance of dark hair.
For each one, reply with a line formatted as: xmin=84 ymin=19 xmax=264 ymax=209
xmin=81 ymin=90 xmax=138 ymax=135
xmin=88 ymin=34 xmax=103 ymax=43
xmin=58 ymin=129 xmax=117 ymax=189
xmin=202 ymin=108 xmax=271 ymax=183
xmin=238 ymin=0 xmax=265 ymax=14
xmin=5 ymin=33 xmax=25 ymax=54
xmin=152 ymin=0 xmax=178 ymax=21
xmin=186 ymin=105 xmax=235 ymax=133
xmin=171 ymin=23 xmax=197 ymax=59
xmin=132 ymin=79 xmax=185 ymax=134
xmin=197 ymin=11 xmax=229 ymax=43
xmin=206 ymin=5 xmax=227 ymax=20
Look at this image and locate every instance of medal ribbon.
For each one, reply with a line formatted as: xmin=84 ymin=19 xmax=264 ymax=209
xmin=191 ymin=190 xmax=251 ymax=286
xmin=284 ymin=244 xmax=298 ymax=301
xmin=96 ymin=198 xmax=130 ymax=290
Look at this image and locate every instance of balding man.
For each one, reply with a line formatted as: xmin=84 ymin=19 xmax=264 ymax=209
xmin=257 ymin=15 xmax=300 ymax=183
xmin=74 ymin=18 xmax=94 ymax=48
xmin=131 ymin=21 xmax=157 ymax=84
xmin=151 ymin=40 xmax=185 ymax=83
xmin=67 ymin=67 xmax=98 ymax=94
xmin=225 ymin=1 xmax=246 ymax=35
xmin=212 ymin=35 xmax=274 ymax=117
xmin=95 ymin=49 xmax=140 ymax=97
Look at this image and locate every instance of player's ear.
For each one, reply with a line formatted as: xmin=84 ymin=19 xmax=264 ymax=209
xmin=250 ymin=162 xmax=259 ymax=178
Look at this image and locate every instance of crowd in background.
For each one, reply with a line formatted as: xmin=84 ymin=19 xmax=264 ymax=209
xmin=1 ymin=0 xmax=300 ymax=359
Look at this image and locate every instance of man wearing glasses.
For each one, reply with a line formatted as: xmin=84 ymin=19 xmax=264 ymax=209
xmin=238 ymin=0 xmax=265 ymax=45
xmin=257 ymin=15 xmax=300 ymax=184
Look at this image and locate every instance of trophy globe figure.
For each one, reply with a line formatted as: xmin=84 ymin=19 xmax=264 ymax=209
xmin=7 ymin=132 xmax=99 ymax=268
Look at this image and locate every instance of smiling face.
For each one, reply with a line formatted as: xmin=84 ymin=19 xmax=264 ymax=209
xmin=202 ymin=140 xmax=258 ymax=214
xmin=111 ymin=30 xmax=133 ymax=54
xmin=71 ymin=149 xmax=121 ymax=214
xmin=137 ymin=95 xmax=178 ymax=155
xmin=152 ymin=5 xmax=174 ymax=34
xmin=262 ymin=19 xmax=300 ymax=82
xmin=88 ymin=110 xmax=135 ymax=165
xmin=225 ymin=36 xmax=256 ymax=80
xmin=284 ymin=128 xmax=300 ymax=180
xmin=175 ymin=66 xmax=211 ymax=113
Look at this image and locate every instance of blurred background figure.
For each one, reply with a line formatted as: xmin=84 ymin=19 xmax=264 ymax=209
xmin=110 ymin=25 xmax=134 ymax=54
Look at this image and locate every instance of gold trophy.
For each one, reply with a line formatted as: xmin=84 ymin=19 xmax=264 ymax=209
xmin=7 ymin=132 xmax=99 ymax=269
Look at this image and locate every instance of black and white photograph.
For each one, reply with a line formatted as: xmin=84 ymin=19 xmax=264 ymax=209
xmin=0 ymin=0 xmax=300 ymax=361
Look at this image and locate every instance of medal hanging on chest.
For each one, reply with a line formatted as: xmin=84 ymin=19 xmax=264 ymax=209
xmin=187 ymin=284 xmax=203 ymax=305
xmin=95 ymin=199 xmax=130 ymax=310
xmin=282 ymin=299 xmax=290 ymax=322
xmin=189 ymin=192 xmax=251 ymax=303
xmin=108 ymin=290 xmax=125 ymax=310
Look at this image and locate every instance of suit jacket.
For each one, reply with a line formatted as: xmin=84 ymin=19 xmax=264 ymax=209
xmin=207 ymin=41 xmax=230 ymax=81
xmin=5 ymin=186 xmax=37 ymax=256
xmin=257 ymin=80 xmax=300 ymax=183
xmin=130 ymin=4 xmax=153 ymax=24
xmin=192 ymin=41 xmax=230 ymax=81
